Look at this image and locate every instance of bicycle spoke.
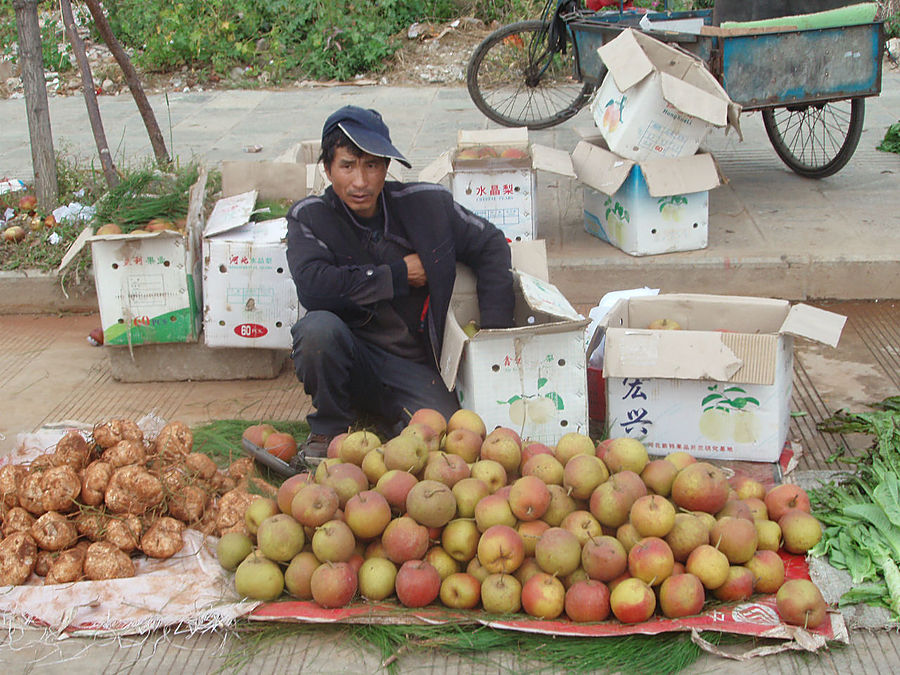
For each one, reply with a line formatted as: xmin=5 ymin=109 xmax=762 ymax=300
xmin=467 ymin=20 xmax=594 ymax=129
xmin=762 ymin=98 xmax=863 ymax=178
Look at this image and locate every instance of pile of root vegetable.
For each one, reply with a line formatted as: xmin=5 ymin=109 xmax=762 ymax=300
xmin=219 ymin=408 xmax=829 ymax=630
xmin=0 ymin=419 xmax=276 ymax=586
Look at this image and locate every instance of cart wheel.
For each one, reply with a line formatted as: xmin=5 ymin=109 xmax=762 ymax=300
xmin=761 ymin=98 xmax=865 ymax=178
xmin=466 ymin=20 xmax=595 ymax=130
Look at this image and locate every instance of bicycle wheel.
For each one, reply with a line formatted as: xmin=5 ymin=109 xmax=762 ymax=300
xmin=761 ymin=98 xmax=865 ymax=178
xmin=466 ymin=20 xmax=595 ymax=130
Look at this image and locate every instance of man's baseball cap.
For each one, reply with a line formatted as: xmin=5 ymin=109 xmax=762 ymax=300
xmin=322 ymin=106 xmax=411 ymax=168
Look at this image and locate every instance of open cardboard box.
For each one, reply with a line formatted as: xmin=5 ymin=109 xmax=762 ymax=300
xmin=572 ymin=137 xmax=722 ymax=256
xmin=440 ymin=240 xmax=590 ymax=445
xmin=419 ymin=128 xmax=575 ymax=242
xmin=201 ymin=161 xmax=316 ymax=349
xmin=88 ymin=170 xmax=207 ymax=346
xmin=593 ymin=293 xmax=846 ymax=462
xmin=590 ymin=28 xmax=741 ymax=162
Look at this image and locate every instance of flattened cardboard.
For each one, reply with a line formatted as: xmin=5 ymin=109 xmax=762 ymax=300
xmin=638 ymin=154 xmax=721 ymax=197
xmin=571 ymin=141 xmax=633 ymax=194
xmin=603 ymin=330 xmax=744 ymax=382
xmin=221 ymin=161 xmax=307 ymax=202
xmin=203 ymin=190 xmax=258 ymax=238
xmin=781 ymin=303 xmax=847 ymax=348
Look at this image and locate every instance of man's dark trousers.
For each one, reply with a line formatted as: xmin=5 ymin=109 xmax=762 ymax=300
xmin=291 ymin=310 xmax=460 ymax=438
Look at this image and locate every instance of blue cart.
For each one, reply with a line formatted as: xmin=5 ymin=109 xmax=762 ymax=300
xmin=465 ymin=1 xmax=886 ymax=177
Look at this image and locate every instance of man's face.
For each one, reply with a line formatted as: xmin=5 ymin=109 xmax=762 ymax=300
xmin=325 ymin=146 xmax=389 ymax=219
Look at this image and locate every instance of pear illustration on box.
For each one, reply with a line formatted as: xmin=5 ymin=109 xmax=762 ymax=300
xmin=499 ymin=378 xmax=564 ymax=426
xmin=698 ymin=384 xmax=761 ymax=443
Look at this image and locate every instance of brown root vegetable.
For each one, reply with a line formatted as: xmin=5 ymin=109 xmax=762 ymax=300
xmin=227 ymin=457 xmax=254 ymax=482
xmin=45 ymin=546 xmax=86 ymax=584
xmin=101 ymin=439 xmax=147 ymax=468
xmin=140 ymin=516 xmax=185 ymax=559
xmin=93 ymin=419 xmax=143 ymax=449
xmin=0 ymin=464 xmax=26 ymax=508
xmin=215 ymin=489 xmax=257 ymax=536
xmin=28 ymin=455 xmax=55 ymax=472
xmin=184 ymin=453 xmax=218 ymax=480
xmin=154 ymin=421 xmax=193 ymax=462
xmin=16 ymin=471 xmax=47 ymax=516
xmin=2 ymin=506 xmax=35 ymax=537
xmin=52 ymin=431 xmax=92 ymax=472
xmin=83 ymin=541 xmax=135 ymax=580
xmin=0 ymin=531 xmax=38 ymax=585
xmin=81 ymin=460 xmax=114 ymax=507
xmin=34 ymin=548 xmax=58 ymax=576
xmin=103 ymin=514 xmax=143 ymax=553
xmin=105 ymin=465 xmax=164 ymax=514
xmin=196 ymin=501 xmax=219 ymax=536
xmin=75 ymin=511 xmax=108 ymax=541
xmin=210 ymin=473 xmax=237 ymax=494
xmin=40 ymin=465 xmax=81 ymax=512
xmin=166 ymin=485 xmax=208 ymax=524
xmin=31 ymin=511 xmax=79 ymax=551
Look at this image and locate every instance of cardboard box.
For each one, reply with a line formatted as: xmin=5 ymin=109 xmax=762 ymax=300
xmin=440 ymin=241 xmax=590 ymax=445
xmin=590 ymin=28 xmax=741 ymax=161
xmin=202 ymin=189 xmax=303 ymax=349
xmin=572 ymin=139 xmax=721 ymax=255
xmin=88 ymin=171 xmax=207 ymax=346
xmin=419 ymin=128 xmax=575 ymax=242
xmin=595 ymin=294 xmax=846 ymax=462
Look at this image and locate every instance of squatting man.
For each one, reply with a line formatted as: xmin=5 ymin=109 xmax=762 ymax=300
xmin=285 ymin=105 xmax=515 ymax=469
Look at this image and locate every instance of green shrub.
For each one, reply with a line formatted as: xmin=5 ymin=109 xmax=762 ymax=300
xmin=101 ymin=0 xmax=462 ymax=81
xmin=0 ymin=0 xmax=74 ymax=73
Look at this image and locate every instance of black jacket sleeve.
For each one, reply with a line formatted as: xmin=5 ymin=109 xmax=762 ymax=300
xmin=285 ymin=194 xmax=395 ymax=326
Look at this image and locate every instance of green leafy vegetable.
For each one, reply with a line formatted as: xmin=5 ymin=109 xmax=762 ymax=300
xmin=809 ymin=396 xmax=900 ymax=619
xmin=877 ymin=122 xmax=900 ymax=154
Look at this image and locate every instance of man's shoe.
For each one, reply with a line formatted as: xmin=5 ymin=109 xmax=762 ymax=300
xmin=288 ymin=433 xmax=332 ymax=472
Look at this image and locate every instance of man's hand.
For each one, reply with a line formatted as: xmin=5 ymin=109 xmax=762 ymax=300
xmin=404 ymin=253 xmax=427 ymax=287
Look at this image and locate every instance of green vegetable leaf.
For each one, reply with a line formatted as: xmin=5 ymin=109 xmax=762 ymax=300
xmin=877 ymin=122 xmax=900 ymax=154
xmin=874 ymin=473 xmax=900 ymax=528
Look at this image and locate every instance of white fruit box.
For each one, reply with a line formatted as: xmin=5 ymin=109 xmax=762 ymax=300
xmin=202 ymin=181 xmax=304 ymax=350
xmin=572 ymin=138 xmax=721 ymax=256
xmin=440 ymin=240 xmax=590 ymax=445
xmin=419 ymin=128 xmax=575 ymax=242
xmin=590 ymin=28 xmax=741 ymax=161
xmin=88 ymin=170 xmax=207 ymax=346
xmin=594 ymin=293 xmax=846 ymax=462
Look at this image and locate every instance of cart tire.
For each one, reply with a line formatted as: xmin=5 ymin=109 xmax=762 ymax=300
xmin=466 ymin=20 xmax=595 ymax=130
xmin=761 ymin=98 xmax=865 ymax=178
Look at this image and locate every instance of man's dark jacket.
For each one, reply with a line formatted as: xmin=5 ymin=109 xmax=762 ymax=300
xmin=286 ymin=180 xmax=515 ymax=370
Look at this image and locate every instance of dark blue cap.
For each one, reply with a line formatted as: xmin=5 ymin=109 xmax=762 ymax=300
xmin=322 ymin=106 xmax=411 ymax=168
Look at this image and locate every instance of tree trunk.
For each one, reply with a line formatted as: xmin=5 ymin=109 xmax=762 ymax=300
xmin=12 ymin=0 xmax=58 ymax=207
xmin=82 ymin=0 xmax=170 ymax=167
xmin=59 ymin=0 xmax=118 ymax=189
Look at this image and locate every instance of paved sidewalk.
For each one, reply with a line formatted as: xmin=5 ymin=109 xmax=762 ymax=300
xmin=2 ymin=67 xmax=899 ymax=306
